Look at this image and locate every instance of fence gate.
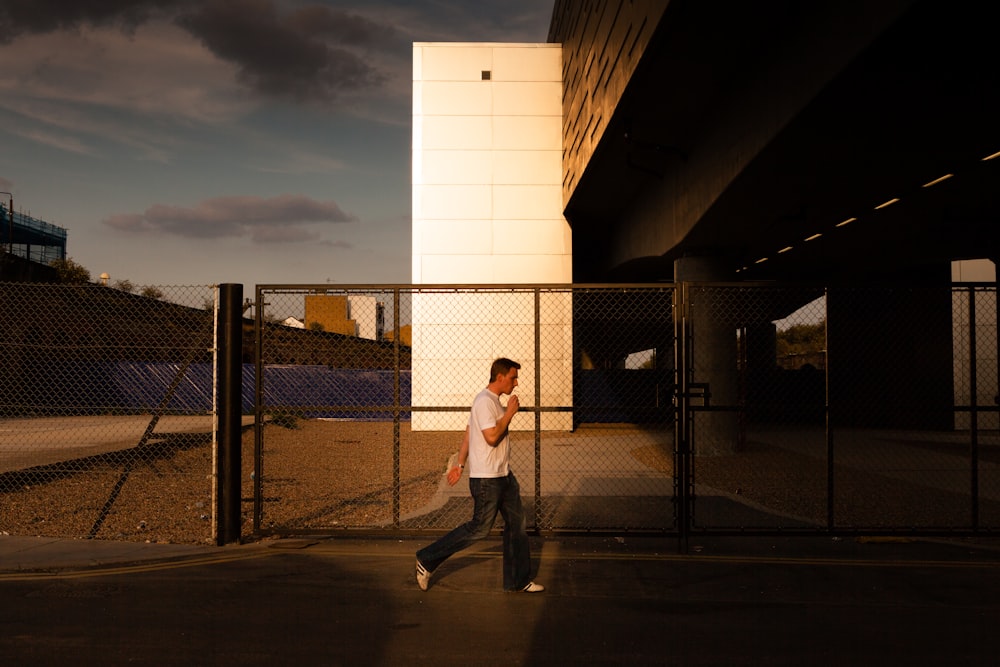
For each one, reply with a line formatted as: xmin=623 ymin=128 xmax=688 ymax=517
xmin=679 ymin=282 xmax=1000 ymax=538
xmin=250 ymin=285 xmax=678 ymax=537
xmin=249 ymin=282 xmax=1000 ymax=540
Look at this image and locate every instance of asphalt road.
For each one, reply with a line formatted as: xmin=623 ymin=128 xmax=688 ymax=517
xmin=2 ymin=535 xmax=1000 ymax=666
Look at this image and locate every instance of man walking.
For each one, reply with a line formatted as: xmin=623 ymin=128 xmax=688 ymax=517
xmin=415 ymin=358 xmax=544 ymax=593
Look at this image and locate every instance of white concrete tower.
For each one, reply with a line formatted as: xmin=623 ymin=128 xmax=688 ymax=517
xmin=411 ymin=43 xmax=572 ymax=430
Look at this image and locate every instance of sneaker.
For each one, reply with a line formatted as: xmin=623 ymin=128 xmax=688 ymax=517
xmin=415 ymin=559 xmax=431 ymax=591
xmin=521 ymin=581 xmax=545 ymax=593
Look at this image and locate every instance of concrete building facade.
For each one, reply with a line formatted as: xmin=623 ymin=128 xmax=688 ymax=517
xmin=410 ymin=42 xmax=572 ymax=430
xmin=410 ymin=2 xmax=999 ymax=441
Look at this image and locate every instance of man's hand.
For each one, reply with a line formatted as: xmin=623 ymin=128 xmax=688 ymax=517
xmin=447 ymin=465 xmax=463 ymax=486
xmin=506 ymin=394 xmax=520 ymax=417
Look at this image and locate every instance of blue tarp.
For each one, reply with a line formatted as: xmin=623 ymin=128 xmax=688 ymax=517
xmin=253 ymin=366 xmax=411 ymax=419
xmin=38 ymin=362 xmax=411 ymax=421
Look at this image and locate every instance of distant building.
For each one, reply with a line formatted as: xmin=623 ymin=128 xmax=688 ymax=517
xmin=346 ymin=295 xmax=380 ymax=340
xmin=0 ymin=201 xmax=67 ymax=282
xmin=303 ymin=294 xmax=385 ymax=340
xmin=0 ymin=202 xmax=67 ymax=266
xmin=304 ymin=294 xmax=355 ymax=335
xmin=383 ymin=324 xmax=412 ymax=347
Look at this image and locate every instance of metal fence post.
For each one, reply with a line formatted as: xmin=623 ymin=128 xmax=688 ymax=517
xmin=534 ymin=287 xmax=542 ymax=531
xmin=393 ymin=287 xmax=401 ymax=527
xmin=968 ymin=286 xmax=980 ymax=529
xmin=674 ymin=282 xmax=691 ymax=552
xmin=217 ymin=283 xmax=243 ymax=545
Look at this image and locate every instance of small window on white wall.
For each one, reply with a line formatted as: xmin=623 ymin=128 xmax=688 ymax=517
xmin=481 ymin=70 xmax=491 ymax=80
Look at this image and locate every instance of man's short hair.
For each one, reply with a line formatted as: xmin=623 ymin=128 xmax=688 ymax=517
xmin=490 ymin=357 xmax=521 ymax=381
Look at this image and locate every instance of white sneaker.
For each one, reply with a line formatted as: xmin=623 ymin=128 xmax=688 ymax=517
xmin=415 ymin=559 xmax=431 ymax=591
xmin=521 ymin=581 xmax=545 ymax=593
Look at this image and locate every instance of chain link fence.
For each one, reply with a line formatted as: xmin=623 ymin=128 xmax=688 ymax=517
xmin=255 ymin=283 xmax=1000 ymax=538
xmin=251 ymin=286 xmax=676 ymax=535
xmin=3 ymin=281 xmax=998 ymax=543
xmin=0 ymin=283 xmax=219 ymax=543
xmin=688 ymin=284 xmax=1000 ymax=534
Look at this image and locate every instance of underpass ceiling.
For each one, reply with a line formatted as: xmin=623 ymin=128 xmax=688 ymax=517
xmin=567 ymin=0 xmax=1000 ymax=284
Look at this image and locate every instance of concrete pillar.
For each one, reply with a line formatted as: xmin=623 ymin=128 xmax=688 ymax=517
xmin=745 ymin=321 xmax=777 ymax=422
xmin=675 ymin=257 xmax=739 ymax=455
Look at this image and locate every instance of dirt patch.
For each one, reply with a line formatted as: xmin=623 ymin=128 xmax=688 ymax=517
xmin=4 ymin=422 xmax=996 ymax=543
xmin=246 ymin=420 xmax=459 ymax=532
xmin=0 ymin=420 xmax=462 ymax=544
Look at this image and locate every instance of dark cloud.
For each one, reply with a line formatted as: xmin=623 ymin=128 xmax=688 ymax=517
xmin=389 ymin=0 xmax=553 ymax=43
xmin=286 ymin=5 xmax=398 ymax=46
xmin=103 ymin=193 xmax=357 ymax=244
xmin=0 ymin=0 xmax=183 ymax=40
xmin=0 ymin=0 xmax=400 ymax=103
xmin=177 ymin=1 xmax=392 ymax=103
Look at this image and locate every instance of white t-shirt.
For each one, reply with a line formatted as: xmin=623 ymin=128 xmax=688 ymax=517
xmin=466 ymin=387 xmax=511 ymax=478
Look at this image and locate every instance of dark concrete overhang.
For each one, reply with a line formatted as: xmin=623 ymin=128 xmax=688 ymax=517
xmin=564 ymin=0 xmax=1000 ymax=284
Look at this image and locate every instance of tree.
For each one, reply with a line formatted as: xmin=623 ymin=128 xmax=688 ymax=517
xmin=114 ymin=279 xmax=135 ymax=293
xmin=140 ymin=285 xmax=164 ymax=299
xmin=776 ymin=320 xmax=826 ymax=357
xmin=49 ymin=257 xmax=91 ymax=284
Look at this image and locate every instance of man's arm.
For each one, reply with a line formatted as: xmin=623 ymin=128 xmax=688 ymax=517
xmin=446 ymin=426 xmax=470 ymax=486
xmin=480 ymin=394 xmax=519 ymax=447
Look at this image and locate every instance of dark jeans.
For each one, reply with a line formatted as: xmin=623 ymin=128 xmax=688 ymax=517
xmin=416 ymin=471 xmax=532 ymax=591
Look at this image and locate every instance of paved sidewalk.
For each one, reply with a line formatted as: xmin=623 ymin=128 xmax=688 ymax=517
xmin=0 ymin=534 xmax=224 ymax=573
xmin=3 ymin=530 xmax=1000 ymax=576
xmin=4 ymin=533 xmax=1000 ymax=665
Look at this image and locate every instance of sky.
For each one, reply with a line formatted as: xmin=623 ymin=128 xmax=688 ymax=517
xmin=0 ymin=0 xmax=554 ymax=290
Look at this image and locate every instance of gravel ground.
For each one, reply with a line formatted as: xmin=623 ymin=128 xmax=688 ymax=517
xmin=3 ymin=420 xmax=998 ymax=544
xmin=0 ymin=420 xmax=462 ymax=544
